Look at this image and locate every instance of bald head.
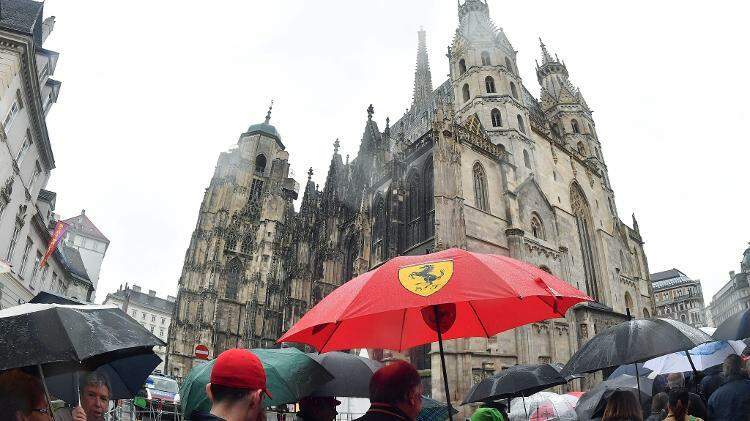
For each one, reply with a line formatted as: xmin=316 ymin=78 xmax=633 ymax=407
xmin=667 ymin=372 xmax=685 ymax=389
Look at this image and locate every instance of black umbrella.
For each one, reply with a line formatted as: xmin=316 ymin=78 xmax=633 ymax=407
xmin=607 ymin=362 xmax=652 ymax=380
xmin=0 ymin=303 xmax=163 ymax=370
xmin=713 ymin=309 xmax=750 ymax=341
xmin=306 ymin=351 xmax=383 ymax=398
xmin=0 ymin=303 xmax=163 ymax=404
xmin=461 ymin=364 xmax=567 ymax=404
xmin=561 ymin=318 xmax=710 ymax=377
xmin=43 ymin=350 xmax=162 ymax=402
xmin=575 ymin=374 xmax=653 ymax=420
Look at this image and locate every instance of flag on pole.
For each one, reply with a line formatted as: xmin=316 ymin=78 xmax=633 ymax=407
xmin=40 ymin=221 xmax=68 ymax=268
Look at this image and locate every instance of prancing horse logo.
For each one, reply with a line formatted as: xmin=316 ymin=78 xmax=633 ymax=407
xmin=398 ymin=260 xmax=454 ymax=297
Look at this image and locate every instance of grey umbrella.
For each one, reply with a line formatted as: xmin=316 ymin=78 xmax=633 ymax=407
xmin=306 ymin=351 xmax=383 ymax=397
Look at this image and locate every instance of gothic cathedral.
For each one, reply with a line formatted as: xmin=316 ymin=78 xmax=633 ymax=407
xmin=167 ymin=0 xmax=654 ymax=402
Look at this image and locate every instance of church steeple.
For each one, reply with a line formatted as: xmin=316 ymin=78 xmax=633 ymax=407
xmin=412 ymin=28 xmax=433 ymax=110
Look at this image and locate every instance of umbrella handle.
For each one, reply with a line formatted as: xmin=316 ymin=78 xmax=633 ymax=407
xmin=434 ymin=306 xmax=454 ymax=421
xmin=37 ymin=365 xmax=55 ymax=419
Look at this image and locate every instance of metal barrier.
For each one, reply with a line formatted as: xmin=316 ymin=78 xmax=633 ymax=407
xmin=105 ymin=399 xmax=182 ymax=421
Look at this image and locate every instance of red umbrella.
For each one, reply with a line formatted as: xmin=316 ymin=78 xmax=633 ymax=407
xmin=278 ymin=248 xmax=591 ymax=418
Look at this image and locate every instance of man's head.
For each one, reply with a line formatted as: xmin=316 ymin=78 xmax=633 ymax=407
xmin=723 ymin=354 xmax=743 ymax=378
xmin=369 ymin=360 xmax=422 ymax=420
xmin=205 ymin=349 xmax=270 ymax=421
xmin=666 ymin=372 xmax=685 ymax=390
xmin=0 ymin=369 xmax=50 ymax=421
xmin=79 ymin=372 xmax=110 ymax=421
xmin=299 ymin=397 xmax=340 ymax=421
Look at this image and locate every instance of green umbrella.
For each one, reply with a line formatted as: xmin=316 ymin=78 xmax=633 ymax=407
xmin=180 ymin=348 xmax=333 ymax=419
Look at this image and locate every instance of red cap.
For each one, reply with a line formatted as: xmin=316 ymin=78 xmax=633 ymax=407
xmin=210 ymin=349 xmax=272 ymax=399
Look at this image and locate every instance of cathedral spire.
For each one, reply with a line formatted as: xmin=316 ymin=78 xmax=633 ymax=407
xmin=412 ymin=28 xmax=433 ymax=109
xmin=538 ymin=37 xmax=554 ymax=65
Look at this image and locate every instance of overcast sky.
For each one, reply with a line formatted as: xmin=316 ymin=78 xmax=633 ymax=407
xmin=41 ymin=1 xmax=749 ymax=305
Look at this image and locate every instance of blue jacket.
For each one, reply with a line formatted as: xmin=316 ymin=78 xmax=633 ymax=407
xmin=707 ymin=376 xmax=750 ymax=421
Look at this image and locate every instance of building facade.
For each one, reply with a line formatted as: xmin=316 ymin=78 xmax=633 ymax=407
xmin=708 ymin=244 xmax=750 ymax=327
xmin=61 ymin=210 xmax=110 ymax=300
xmin=0 ymin=0 xmax=85 ymax=308
xmin=650 ymin=269 xmax=706 ymax=327
xmin=104 ymin=284 xmax=176 ymax=373
xmin=168 ymin=0 xmax=654 ymax=405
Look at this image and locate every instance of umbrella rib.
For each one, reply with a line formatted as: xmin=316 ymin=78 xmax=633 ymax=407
xmin=398 ymin=308 xmax=408 ymax=352
xmin=318 ymin=321 xmax=341 ymax=353
xmin=468 ymin=301 xmax=490 ymax=338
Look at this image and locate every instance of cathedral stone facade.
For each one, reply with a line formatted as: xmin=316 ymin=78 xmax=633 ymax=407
xmin=167 ymin=0 xmax=654 ymax=405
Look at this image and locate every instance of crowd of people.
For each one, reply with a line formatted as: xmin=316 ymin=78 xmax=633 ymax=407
xmin=602 ymin=355 xmax=750 ymax=421
xmin=2 ymin=349 xmax=749 ymax=421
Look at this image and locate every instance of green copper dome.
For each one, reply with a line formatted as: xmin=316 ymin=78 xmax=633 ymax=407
xmin=246 ymin=102 xmax=281 ymax=141
xmin=247 ymin=122 xmax=280 ymax=140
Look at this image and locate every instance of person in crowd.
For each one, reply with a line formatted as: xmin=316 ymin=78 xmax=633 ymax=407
xmin=707 ymin=354 xmax=750 ymax=421
xmin=477 ymin=401 xmax=508 ymax=421
xmin=664 ymin=373 xmax=706 ymax=420
xmin=470 ymin=406 xmax=504 ymax=421
xmin=697 ymin=365 xmax=723 ymax=402
xmin=354 ymin=360 xmax=423 ymax=421
xmin=0 ymin=369 xmax=52 ymax=421
xmin=51 ymin=372 xmax=111 ymax=421
xmin=297 ymin=397 xmax=340 ymax=421
xmin=645 ymin=392 xmax=668 ymax=421
xmin=601 ymin=390 xmax=643 ymax=421
xmin=192 ymin=348 xmax=271 ymax=421
xmin=664 ymin=388 xmax=703 ymax=421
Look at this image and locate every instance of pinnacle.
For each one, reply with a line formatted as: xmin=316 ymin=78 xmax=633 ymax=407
xmin=264 ymin=100 xmax=274 ymax=124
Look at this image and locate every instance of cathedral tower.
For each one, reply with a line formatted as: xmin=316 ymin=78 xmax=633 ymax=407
xmin=449 ymin=0 xmax=534 ymax=180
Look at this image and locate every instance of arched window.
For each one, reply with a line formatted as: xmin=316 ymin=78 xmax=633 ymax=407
xmin=225 ymin=258 xmax=241 ymax=300
xmin=473 ymin=163 xmax=489 ymax=212
xmin=481 ymin=51 xmax=491 ymax=66
xmin=462 ymin=84 xmax=470 ymax=102
xmin=643 ymin=308 xmax=650 ymax=319
xmin=551 ymin=123 xmax=560 ymax=137
xmin=680 ymin=314 xmax=686 ymax=322
xmin=424 ymin=160 xmax=435 ymax=239
xmin=240 ymin=232 xmax=253 ymax=254
xmin=523 ymin=150 xmax=531 ymax=169
xmin=371 ymin=195 xmax=386 ymax=261
xmin=485 ymin=76 xmax=496 ymax=93
xmin=459 ymin=59 xmax=467 ymax=75
xmin=406 ymin=174 xmax=423 ymax=247
xmin=530 ymin=213 xmax=545 ymax=240
xmin=490 ymin=109 xmax=502 ymax=127
xmin=571 ymin=182 xmax=600 ymax=301
xmin=571 ymin=119 xmax=580 ymax=134
xmin=510 ymin=82 xmax=518 ymax=99
xmin=620 ymin=249 xmax=631 ymax=275
xmin=226 ymin=230 xmax=238 ymax=251
xmin=517 ymin=115 xmax=526 ymax=134
xmin=505 ymin=57 xmax=514 ymax=74
xmin=624 ymin=292 xmax=634 ymax=314
xmin=577 ymin=141 xmax=586 ymax=156
xmin=255 ymin=154 xmax=267 ymax=175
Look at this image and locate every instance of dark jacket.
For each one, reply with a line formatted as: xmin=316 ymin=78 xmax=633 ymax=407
xmin=707 ymin=376 xmax=750 ymax=421
xmin=686 ymin=392 xmax=707 ymax=420
xmin=699 ymin=371 xmax=723 ymax=401
xmin=354 ymin=403 xmax=412 ymax=421
xmin=189 ymin=411 xmax=226 ymax=421
xmin=645 ymin=410 xmax=665 ymax=421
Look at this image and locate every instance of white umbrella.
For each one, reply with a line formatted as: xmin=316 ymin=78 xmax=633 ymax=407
xmin=644 ymin=340 xmax=746 ymax=374
xmin=508 ymin=391 xmax=577 ymax=421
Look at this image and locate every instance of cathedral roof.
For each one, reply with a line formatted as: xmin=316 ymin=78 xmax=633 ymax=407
xmin=0 ymin=0 xmax=44 ymax=45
